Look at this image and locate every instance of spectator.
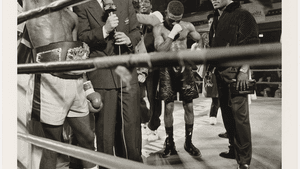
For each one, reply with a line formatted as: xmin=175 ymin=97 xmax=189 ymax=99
xmin=205 ymin=13 xmax=221 ymax=125
xmin=134 ymin=0 xmax=164 ymax=142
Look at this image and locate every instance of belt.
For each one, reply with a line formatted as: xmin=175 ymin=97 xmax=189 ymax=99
xmin=32 ymin=41 xmax=88 ymax=79
xmin=33 ymin=41 xmax=85 ymax=62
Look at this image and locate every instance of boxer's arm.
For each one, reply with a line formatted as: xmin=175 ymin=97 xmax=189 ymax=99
xmin=153 ymin=25 xmax=173 ymax=52
xmin=187 ymin=22 xmax=204 ymax=48
xmin=73 ymin=5 xmax=106 ymax=47
xmin=69 ymin=10 xmax=79 ymax=41
xmin=136 ymin=11 xmax=163 ymax=26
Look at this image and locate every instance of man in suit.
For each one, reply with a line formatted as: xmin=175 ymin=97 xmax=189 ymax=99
xmin=208 ymin=0 xmax=259 ymax=168
xmin=73 ymin=0 xmax=142 ymax=165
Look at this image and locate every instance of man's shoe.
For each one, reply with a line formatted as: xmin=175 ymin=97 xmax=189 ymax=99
xmin=184 ymin=142 xmax=202 ymax=156
xmin=219 ymin=148 xmax=235 ymax=159
xmin=237 ymin=164 xmax=250 ymax=169
xmin=218 ymin=132 xmax=228 ymax=139
xmin=162 ymin=137 xmax=177 ymax=158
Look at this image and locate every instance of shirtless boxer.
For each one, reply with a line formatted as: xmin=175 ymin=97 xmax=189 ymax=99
xmin=23 ymin=1 xmax=101 ymax=168
xmin=152 ymin=1 xmax=203 ymax=157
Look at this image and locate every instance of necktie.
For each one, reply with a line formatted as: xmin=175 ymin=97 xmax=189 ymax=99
xmin=97 ymin=0 xmax=103 ymax=9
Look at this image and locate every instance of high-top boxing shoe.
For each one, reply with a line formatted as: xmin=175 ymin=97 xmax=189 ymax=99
xmin=162 ymin=137 xmax=177 ymax=158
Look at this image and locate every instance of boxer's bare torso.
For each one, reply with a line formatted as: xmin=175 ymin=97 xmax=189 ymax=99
xmin=154 ymin=21 xmax=195 ymax=51
xmin=23 ymin=0 xmax=78 ymax=48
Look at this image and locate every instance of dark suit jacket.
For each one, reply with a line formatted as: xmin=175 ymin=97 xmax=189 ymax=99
xmin=208 ymin=2 xmax=259 ymax=82
xmin=73 ymin=0 xmax=141 ymax=89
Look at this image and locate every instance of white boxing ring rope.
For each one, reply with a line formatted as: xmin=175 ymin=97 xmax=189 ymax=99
xmin=17 ymin=132 xmax=155 ymax=169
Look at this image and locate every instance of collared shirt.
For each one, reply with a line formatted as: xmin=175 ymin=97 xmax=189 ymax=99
xmin=97 ymin=0 xmax=109 ymax=38
xmin=97 ymin=0 xmax=103 ymax=9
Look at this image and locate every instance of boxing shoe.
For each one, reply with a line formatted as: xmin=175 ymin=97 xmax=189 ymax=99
xmin=162 ymin=137 xmax=177 ymax=158
xmin=219 ymin=146 xmax=235 ymax=159
xmin=237 ymin=164 xmax=250 ymax=169
xmin=218 ymin=132 xmax=228 ymax=139
xmin=184 ymin=141 xmax=202 ymax=156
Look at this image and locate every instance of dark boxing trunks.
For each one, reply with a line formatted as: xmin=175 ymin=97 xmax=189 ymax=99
xmin=159 ymin=66 xmax=199 ymax=102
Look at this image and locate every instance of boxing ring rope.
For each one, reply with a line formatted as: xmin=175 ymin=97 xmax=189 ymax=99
xmin=18 ymin=132 xmax=155 ymax=169
xmin=18 ymin=0 xmax=94 ymax=25
xmin=18 ymin=43 xmax=281 ymax=74
xmin=251 ymin=69 xmax=281 ymax=72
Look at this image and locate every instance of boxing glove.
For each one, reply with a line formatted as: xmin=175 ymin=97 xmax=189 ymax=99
xmin=168 ymin=24 xmax=182 ymax=40
xmin=191 ymin=42 xmax=201 ymax=51
xmin=83 ymin=81 xmax=102 ymax=112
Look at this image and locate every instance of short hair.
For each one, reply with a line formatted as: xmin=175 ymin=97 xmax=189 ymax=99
xmin=207 ymin=13 xmax=214 ymax=20
xmin=167 ymin=1 xmax=184 ymax=16
xmin=132 ymin=0 xmax=140 ymax=11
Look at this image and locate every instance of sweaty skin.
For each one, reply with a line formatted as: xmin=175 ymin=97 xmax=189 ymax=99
xmin=23 ymin=0 xmax=78 ymax=48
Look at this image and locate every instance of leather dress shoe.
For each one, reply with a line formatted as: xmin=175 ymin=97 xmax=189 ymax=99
xmin=237 ymin=164 xmax=250 ymax=169
xmin=218 ymin=132 xmax=228 ymax=139
xmin=219 ymin=147 xmax=235 ymax=159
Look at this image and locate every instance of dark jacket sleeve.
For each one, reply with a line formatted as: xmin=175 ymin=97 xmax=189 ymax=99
xmin=73 ymin=5 xmax=107 ymax=48
xmin=237 ymin=10 xmax=260 ymax=45
xmin=126 ymin=0 xmax=141 ymax=49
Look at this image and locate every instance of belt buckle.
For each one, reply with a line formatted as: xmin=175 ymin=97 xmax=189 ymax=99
xmin=36 ymin=48 xmax=62 ymax=63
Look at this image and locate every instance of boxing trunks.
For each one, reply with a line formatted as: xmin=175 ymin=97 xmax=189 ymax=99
xmin=159 ymin=66 xmax=199 ymax=103
xmin=30 ymin=41 xmax=90 ymax=125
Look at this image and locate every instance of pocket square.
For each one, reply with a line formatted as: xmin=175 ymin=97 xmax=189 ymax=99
xmin=125 ymin=17 xmax=129 ymax=25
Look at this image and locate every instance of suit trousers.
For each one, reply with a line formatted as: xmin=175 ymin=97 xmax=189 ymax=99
xmin=139 ymin=82 xmax=150 ymax=124
xmin=209 ymin=97 xmax=220 ymax=117
xmin=218 ymin=83 xmax=252 ymax=165
xmin=146 ymin=69 xmax=162 ymax=131
xmin=94 ymin=83 xmax=142 ymax=166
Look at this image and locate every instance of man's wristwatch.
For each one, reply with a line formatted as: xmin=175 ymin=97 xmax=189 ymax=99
xmin=239 ymin=68 xmax=248 ymax=73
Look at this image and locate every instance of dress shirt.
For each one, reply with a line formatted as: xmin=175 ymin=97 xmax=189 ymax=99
xmin=97 ymin=0 xmax=110 ymax=38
